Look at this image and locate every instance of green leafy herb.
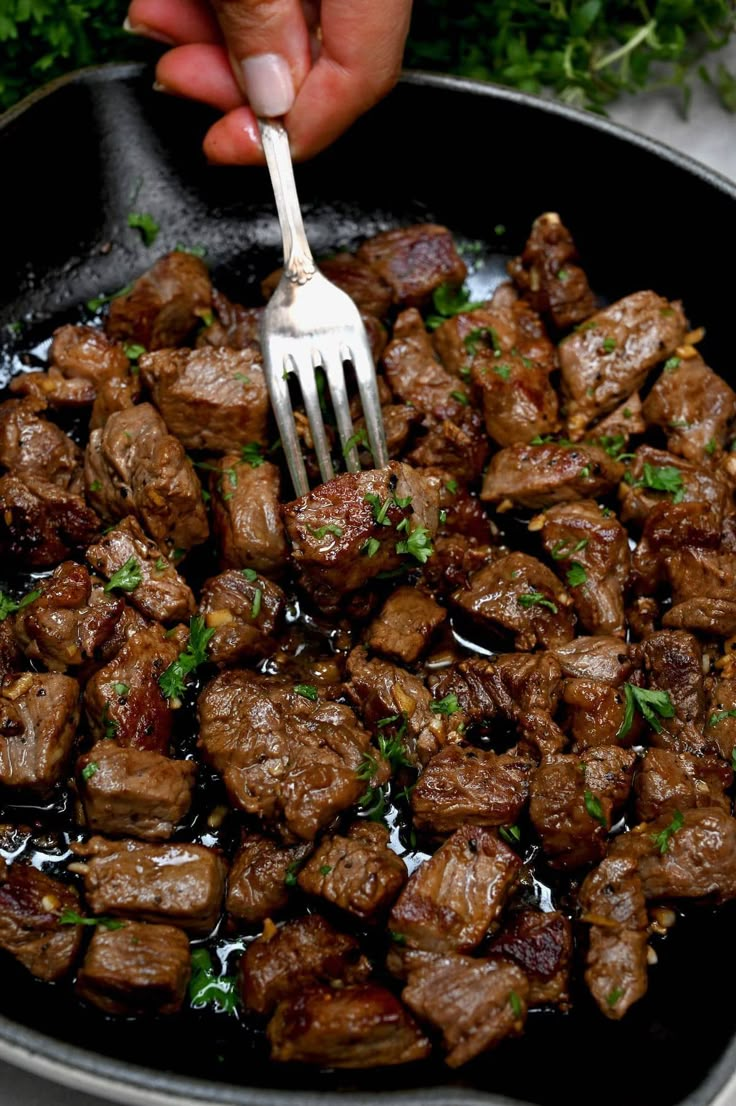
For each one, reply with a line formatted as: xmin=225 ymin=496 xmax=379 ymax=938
xmin=377 ymin=729 xmax=412 ymax=772
xmin=0 ymin=588 xmax=41 ymax=621
xmin=127 ymin=211 xmax=159 ymax=246
xmin=362 ymin=537 xmax=381 ymax=558
xmin=509 ymin=990 xmax=523 ymax=1018
xmin=89 ymin=479 xmax=102 ymax=492
xmin=550 ymin=538 xmax=588 ymax=561
xmin=426 ymin=283 xmax=484 ymax=329
xmin=319 ymin=865 xmax=333 ymax=876
xmin=439 ymin=508 xmax=447 ymax=524
xmin=342 ymin=428 xmax=369 ymax=456
xmin=709 ymin=709 xmax=736 ymax=726
xmin=364 ymin=492 xmax=393 ymax=527
xmin=356 ymin=750 xmax=378 ymax=782
xmin=294 ymin=684 xmax=319 ymax=701
xmin=634 ymin=463 xmax=685 ymax=503
xmin=450 ymin=389 xmax=469 ymax=404
xmin=463 ymin=327 xmax=490 ymax=358
xmin=123 ymin=342 xmax=145 ymax=364
xmin=430 ymin=694 xmax=461 ymax=715
xmin=86 ymin=284 xmax=133 ymax=313
xmin=250 ymin=588 xmax=262 ymax=619
xmin=584 ymin=789 xmax=607 ymax=828
xmin=607 ymin=987 xmax=624 ymax=1008
xmin=113 ymin=682 xmax=129 ymax=697
xmin=81 ymin=762 xmax=99 ymax=781
xmin=358 ymin=783 xmax=387 ymax=823
xmin=103 ymin=556 xmax=142 ymax=593
xmin=153 ymin=556 xmax=167 ymax=573
xmin=389 ymin=930 xmax=407 ymax=945
xmin=445 ymin=479 xmax=458 ymax=495
xmin=242 ymin=568 xmax=258 ymax=582
xmin=651 ymin=809 xmax=685 ymax=854
xmin=664 ymin=357 xmax=681 ymax=372
xmin=499 ymin=824 xmax=522 ymax=847
xmin=518 ymin=592 xmax=558 ymax=614
xmin=159 ymin=616 xmax=215 ymax=701
xmin=189 ymin=949 xmax=239 ymax=1015
xmin=705 ymin=438 xmax=719 ymax=456
xmin=175 ymin=243 xmax=207 ymax=257
xmin=101 ymin=702 xmax=118 ymax=740
xmin=494 ymin=363 xmax=512 ymax=381
xmin=602 ymin=336 xmax=617 ymax=353
xmin=557 ymin=269 xmax=570 ymax=282
xmin=309 ymin=523 xmax=343 ymax=539
xmin=617 ymin=684 xmax=675 ymax=739
xmin=240 ymin=442 xmax=265 ymax=468
xmin=284 ymin=860 xmax=302 ymax=887
xmin=59 ymin=909 xmax=124 ymax=930
xmin=566 ymin=562 xmax=588 ymax=588
xmin=395 ymin=526 xmax=434 ymax=564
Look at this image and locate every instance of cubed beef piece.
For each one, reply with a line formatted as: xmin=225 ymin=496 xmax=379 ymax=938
xmin=452 ymin=552 xmax=575 ymax=650
xmin=481 ymin=442 xmax=621 ymax=509
xmin=364 ymin=587 xmax=446 ymax=665
xmin=530 ymin=756 xmax=611 ymax=870
xmin=86 ymin=517 xmax=194 ymax=624
xmin=706 ymin=675 xmax=736 ymax=764
xmin=226 ymin=834 xmax=312 ymax=924
xmin=663 ymin=597 xmax=736 ymax=637
xmin=406 ymin=407 xmax=489 ymax=484
xmin=240 ymin=914 xmax=371 ymax=1015
xmin=631 ymin=500 xmax=721 ymax=594
xmin=559 ymin=291 xmax=688 ymax=435
xmin=196 ymin=290 xmax=262 ymax=351
xmin=13 ymin=561 xmax=124 ymax=672
xmin=77 ymin=742 xmax=196 ymax=840
xmin=9 ymin=367 xmax=96 ymax=408
xmin=562 ymin=678 xmax=641 ymax=749
xmin=262 ymin=254 xmax=393 ymax=320
xmin=199 ymin=569 xmax=284 ymax=665
xmin=579 ymin=855 xmax=649 ymax=1020
xmin=537 ymin=500 xmax=630 ymax=637
xmin=268 ymin=983 xmax=431 ymax=1068
xmin=198 ymin=672 xmax=371 ymax=840
xmin=582 ymin=745 xmax=637 ymax=808
xmin=139 ymin=347 xmax=268 ymax=452
xmin=402 ymin=955 xmax=528 ymax=1068
xmin=635 ymin=749 xmax=731 ymax=826
xmin=0 ymin=396 xmax=84 ymax=493
xmin=50 ymin=323 xmax=129 ymax=384
xmin=488 ymin=909 xmax=573 ymax=1007
xmin=589 ymin=391 xmax=646 ymax=442
xmin=0 ymin=473 xmax=99 ymax=567
xmin=662 ymin=549 xmax=736 ymax=636
xmin=105 ymin=252 xmax=212 ymax=349
xmin=70 ymin=836 xmax=226 ymax=933
xmin=85 ymin=403 xmax=209 ymax=554
xmin=0 ymin=620 xmax=22 ymax=680
xmin=282 ymin=462 xmax=439 ymax=608
xmin=551 ymin=636 xmax=637 ymax=685
xmin=0 ymin=672 xmax=79 ymax=795
xmin=297 ymin=821 xmax=407 ymax=920
xmin=357 ymin=224 xmax=466 ymax=307
xmin=0 ymin=860 xmax=83 ymax=981
xmin=618 ymin=445 xmax=731 ymax=528
xmin=641 ymin=630 xmax=711 ymax=756
xmin=89 ymin=376 xmax=140 ymax=432
xmin=210 ymin=457 xmax=288 ymax=576
xmin=472 ymin=348 xmax=560 ymax=447
xmin=411 ymin=745 xmax=532 ymax=835
xmin=76 ymin=921 xmax=191 ymax=1015
xmin=84 ymin=624 xmax=180 ymax=755
xmin=431 ymin=652 xmax=563 ymax=729
xmin=508 ymin=212 xmax=597 ymax=330
xmin=388 ymin=826 xmax=520 ymax=953
xmin=354 ymin=403 xmax=421 ymax=461
xmin=642 ymin=354 xmax=736 ymax=462
xmin=383 ymin=309 xmax=472 ymax=422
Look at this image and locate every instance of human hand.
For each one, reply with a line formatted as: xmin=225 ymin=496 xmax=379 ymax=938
xmin=125 ymin=0 xmax=413 ymax=164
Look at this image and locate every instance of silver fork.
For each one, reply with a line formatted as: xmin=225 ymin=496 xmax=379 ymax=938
xmin=257 ymin=119 xmax=389 ymax=498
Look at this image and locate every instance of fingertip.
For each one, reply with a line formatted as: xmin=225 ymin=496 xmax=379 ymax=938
xmin=203 ymin=109 xmax=265 ymax=166
xmin=156 ymin=45 xmax=243 ymax=113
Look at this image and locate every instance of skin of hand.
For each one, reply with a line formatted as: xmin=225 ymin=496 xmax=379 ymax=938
xmin=125 ymin=0 xmax=413 ymax=164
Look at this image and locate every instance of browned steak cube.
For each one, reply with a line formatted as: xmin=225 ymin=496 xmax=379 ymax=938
xmin=240 ymin=914 xmax=371 ymax=1015
xmin=662 ymin=548 xmax=736 ymax=637
xmin=634 ymin=748 xmax=731 ymax=823
xmin=50 ymin=323 xmax=129 ymax=383
xmin=197 ymin=290 xmax=262 ymax=351
xmin=430 ymin=653 xmax=563 ymax=730
xmin=199 ymin=569 xmax=285 ymax=665
xmin=364 ymin=586 xmax=446 ymax=664
xmin=618 ymin=445 xmax=731 ymax=527
xmin=0 ymin=473 xmax=99 ymax=567
xmin=562 ymin=678 xmax=638 ymax=749
xmin=0 ymin=396 xmax=84 ymax=493
xmin=0 ymin=859 xmax=83 ymax=981
xmin=389 ymin=826 xmax=520 ymax=952
xmin=642 ymin=354 xmax=736 ymax=462
xmin=77 ymin=742 xmax=196 ymax=840
xmin=105 ymin=252 xmax=212 ymax=350
xmin=226 ymin=834 xmax=312 ymax=924
xmin=320 ymin=252 xmax=394 ymax=317
xmin=640 ymin=630 xmax=710 ymax=756
xmin=706 ymin=675 xmax=736 ymax=765
xmin=76 ymin=921 xmax=191 ymax=1015
xmin=139 ymin=347 xmax=268 ymax=452
xmin=9 ymin=367 xmax=96 ymax=409
xmin=551 ymin=636 xmax=636 ymax=685
xmin=70 ymin=836 xmax=226 ymax=934
xmin=297 ymin=821 xmax=407 ymax=920
xmin=89 ymin=376 xmax=140 ymax=431
xmin=472 ymin=349 xmax=560 ymax=447
xmin=86 ymin=517 xmax=195 ymax=624
xmin=357 ymin=224 xmax=466 ymax=307
xmin=383 ymin=309 xmax=470 ymax=421
xmin=488 ymin=909 xmax=573 ymax=1007
xmin=0 ymin=672 xmax=79 ymax=795
xmin=631 ymin=500 xmax=721 ymax=594
xmin=481 ymin=442 xmax=622 ymax=509
xmin=507 ymin=212 xmax=597 ymax=330
xmin=210 ymin=457 xmax=288 ymax=575
xmin=410 ymin=745 xmax=532 ymax=835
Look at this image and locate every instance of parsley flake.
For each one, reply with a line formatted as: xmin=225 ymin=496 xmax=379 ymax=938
xmin=518 ymin=592 xmax=558 ymax=614
xmin=0 ymin=588 xmax=41 ymax=621
xmin=127 ymin=211 xmax=160 ymax=247
xmin=250 ymin=588 xmax=262 ymax=619
xmin=584 ymin=790 xmax=607 ymax=827
xmin=81 ymin=762 xmax=99 ymax=781
xmin=617 ymin=684 xmax=675 ymax=739
xmin=651 ymin=810 xmax=685 ymax=854
xmin=189 ymin=949 xmax=239 ymax=1015
xmin=294 ymin=684 xmax=319 ymax=701
xmin=104 ymin=557 xmax=142 ymax=594
xmin=395 ymin=526 xmax=434 ymax=565
xmin=159 ymin=616 xmax=215 ymax=702
xmin=59 ymin=909 xmax=125 ymax=930
xmin=566 ymin=562 xmax=587 ymax=588
xmin=431 ymin=694 xmax=461 ymax=715
xmin=240 ymin=442 xmax=265 ymax=468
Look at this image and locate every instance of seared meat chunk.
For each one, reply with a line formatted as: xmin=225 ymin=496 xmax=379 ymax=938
xmin=508 ymin=212 xmax=596 ymax=330
xmin=268 ymin=983 xmax=431 ymax=1068
xmin=562 ymin=678 xmax=639 ymax=749
xmin=0 ymin=672 xmax=79 ymax=795
xmin=240 ymin=914 xmax=371 ymax=1015
xmin=383 ymin=308 xmax=472 ymax=421
xmin=452 ymin=552 xmax=575 ymax=650
xmin=140 ymin=347 xmax=268 ymax=452
xmin=77 ymin=742 xmax=196 ymax=840
xmin=406 ymin=406 xmax=489 ymax=484
xmin=634 ymin=748 xmax=731 ymax=823
xmin=199 ymin=569 xmax=284 ymax=665
xmin=282 ymin=462 xmax=439 ymax=607
xmin=640 ymin=630 xmax=710 ymax=755
xmin=318 ymin=252 xmax=393 ymax=317
xmin=9 ymin=367 xmax=96 ymax=408
xmin=663 ymin=549 xmax=736 ymax=636
xmin=89 ymin=375 xmax=140 ymax=431
xmin=357 ymin=224 xmax=466 ymax=307
xmin=86 ymin=517 xmax=195 ymax=624
xmin=579 ymin=855 xmax=649 ymax=1019
xmin=402 ymin=955 xmax=528 ymax=1068
xmin=70 ymin=836 xmax=226 ymax=934
xmin=590 ymin=391 xmax=646 ymax=442
xmin=0 ymin=396 xmax=84 ymax=492
xmin=559 ymin=291 xmax=688 ymax=435
xmin=706 ymin=674 xmax=736 ymax=764
xmin=663 ymin=597 xmax=736 ymax=636
xmin=297 ymin=821 xmax=407 ymax=920
xmin=631 ymin=500 xmax=721 ymax=594
xmin=0 ymin=473 xmax=99 ymax=567
xmin=197 ymin=290 xmax=261 ymax=351
xmin=50 ymin=324 xmax=129 ymax=385
xmin=619 ymin=445 xmax=731 ymax=527
xmin=642 ymin=354 xmax=736 ymax=462
xmin=481 ymin=442 xmax=621 ymax=509
xmin=410 ymin=745 xmax=532 ymax=834
xmin=76 ymin=922 xmax=191 ymax=1015
xmin=431 ymin=652 xmax=563 ymax=729
xmin=198 ymin=672 xmax=371 ymax=840
xmin=85 ymin=403 xmax=208 ymax=553
xmin=488 ymin=909 xmax=572 ymax=1007
xmin=0 ymin=620 xmax=22 ymax=680
xmin=226 ymin=834 xmax=311 ymax=924
xmin=364 ymin=587 xmax=446 ymax=664
xmin=210 ymin=457 xmax=288 ymax=575
xmin=0 ymin=860 xmax=83 ymax=981
xmin=530 ymin=752 xmax=620 ymax=870
xmin=472 ymin=348 xmax=560 ymax=447
xmin=388 ymin=826 xmax=520 ymax=952
xmin=105 ymin=252 xmax=211 ymax=350
xmin=551 ymin=637 xmax=637 ymax=685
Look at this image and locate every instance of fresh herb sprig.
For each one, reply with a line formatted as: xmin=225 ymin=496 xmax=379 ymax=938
xmin=189 ymin=949 xmax=239 ymax=1014
xmin=159 ymin=616 xmax=215 ymax=701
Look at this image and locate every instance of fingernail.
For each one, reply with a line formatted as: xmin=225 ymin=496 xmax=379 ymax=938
xmin=152 ymin=80 xmax=169 ymax=93
xmin=240 ymin=54 xmax=295 ymax=118
xmin=122 ymin=16 xmax=176 ymax=45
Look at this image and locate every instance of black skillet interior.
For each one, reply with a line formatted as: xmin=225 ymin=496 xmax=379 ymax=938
xmin=1 ymin=63 xmax=736 ymax=1106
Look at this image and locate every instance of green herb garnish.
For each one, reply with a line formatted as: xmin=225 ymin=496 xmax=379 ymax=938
xmin=430 ymin=694 xmax=460 ymax=715
xmin=584 ymin=790 xmax=607 ymax=827
xmin=59 ymin=909 xmax=124 ymax=930
xmin=159 ymin=616 xmax=215 ymax=701
xmin=566 ymin=562 xmax=587 ymax=588
xmin=240 ymin=442 xmax=265 ymax=468
xmin=518 ymin=592 xmax=558 ymax=614
xmin=0 ymin=588 xmax=41 ymax=621
xmin=617 ymin=684 xmax=675 ymax=739
xmin=651 ymin=810 xmax=685 ymax=854
xmin=189 ymin=949 xmax=238 ymax=1015
xmin=127 ymin=211 xmax=159 ymax=246
xmin=395 ymin=526 xmax=434 ymax=564
xmin=104 ymin=557 xmax=142 ymax=594
xmin=294 ymin=684 xmax=319 ymax=701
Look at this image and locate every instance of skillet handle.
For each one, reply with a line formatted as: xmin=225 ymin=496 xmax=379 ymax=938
xmin=258 ymin=118 xmax=316 ymax=286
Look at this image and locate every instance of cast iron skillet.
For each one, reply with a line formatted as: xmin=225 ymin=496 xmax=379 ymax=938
xmin=1 ymin=62 xmax=736 ymax=1106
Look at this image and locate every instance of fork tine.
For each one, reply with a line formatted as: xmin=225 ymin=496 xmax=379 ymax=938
xmin=262 ymin=342 xmax=310 ymax=499
xmin=295 ymin=351 xmax=335 ymax=485
xmin=323 ymin=342 xmax=360 ymax=473
xmin=350 ymin=332 xmax=389 ymax=469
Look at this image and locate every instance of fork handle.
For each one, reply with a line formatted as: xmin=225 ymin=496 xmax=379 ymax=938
xmin=258 ymin=119 xmax=316 ymax=286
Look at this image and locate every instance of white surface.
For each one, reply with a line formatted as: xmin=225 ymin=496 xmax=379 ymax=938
xmin=3 ymin=39 xmax=736 ymax=1106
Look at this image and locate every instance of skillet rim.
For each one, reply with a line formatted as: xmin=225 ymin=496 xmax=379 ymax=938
xmin=1 ymin=59 xmax=736 ymax=1106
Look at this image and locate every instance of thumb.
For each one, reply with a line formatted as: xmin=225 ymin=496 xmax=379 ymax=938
xmin=210 ymin=0 xmax=312 ymax=117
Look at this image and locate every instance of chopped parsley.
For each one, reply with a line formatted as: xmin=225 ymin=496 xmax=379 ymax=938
xmin=445 ymin=479 xmax=458 ymax=495
xmin=395 ymin=525 xmax=434 ymax=564
xmin=113 ymin=683 xmax=129 ymax=697
xmin=240 ymin=442 xmax=265 ymax=468
xmin=362 ymin=537 xmax=381 ymax=558
xmin=494 ymin=363 xmax=512 ymax=381
xmin=159 ymin=616 xmax=215 ymax=701
xmin=566 ymin=562 xmax=587 ymax=588
xmin=294 ymin=684 xmax=319 ymax=701
xmin=123 ymin=342 xmax=146 ymax=364
xmin=557 ymin=269 xmax=570 ymax=282
xmin=59 ymin=909 xmax=125 ymax=930
xmin=426 ymin=283 xmax=484 ymax=329
xmin=651 ymin=810 xmax=685 ymax=854
xmin=319 ymin=865 xmax=333 ymax=876
xmin=86 ymin=283 xmax=133 ymax=312
xmin=601 ymin=337 xmax=617 ymax=353
xmin=664 ymin=356 xmax=681 ymax=372
xmin=499 ymin=824 xmax=522 ymax=847
xmin=284 ymin=859 xmax=303 ymax=887
xmin=250 ymin=588 xmax=262 ymax=619
xmin=450 ymin=389 xmax=469 ymax=404
xmin=0 ymin=588 xmax=41 ymax=621
xmin=342 ymin=428 xmax=368 ymax=456
xmin=377 ymin=729 xmax=412 ymax=772
xmin=242 ymin=568 xmax=258 ymax=581
xmin=189 ymin=949 xmax=239 ymax=1015
xmin=617 ymin=684 xmax=675 ymax=739
xmin=509 ymin=990 xmax=523 ymax=1018
xmin=89 ymin=480 xmax=102 ymax=492
xmin=127 ymin=211 xmax=160 ymax=246
xmin=104 ymin=557 xmax=142 ymax=594
xmin=154 ymin=556 xmax=167 ymax=573
xmin=705 ymin=438 xmax=718 ymax=456
xmin=309 ymin=523 xmax=343 ymax=539
xmin=101 ymin=703 xmax=118 ymax=740
xmin=430 ymin=694 xmax=461 ymax=715
xmin=463 ymin=327 xmax=490 ymax=358
xmin=708 ymin=709 xmax=736 ymax=726
xmin=584 ymin=790 xmax=607 ymax=827
xmin=175 ymin=242 xmax=207 ymax=257
xmin=550 ymin=538 xmax=588 ymax=561
xmin=81 ymin=762 xmax=99 ymax=781
xmin=358 ymin=783 xmax=387 ymax=823
xmin=606 ymin=987 xmax=624 ymax=1008
xmin=633 ymin=463 xmax=685 ymax=503
xmin=356 ymin=750 xmax=378 ymax=782
xmin=364 ymin=492 xmax=393 ymax=527
xmin=389 ymin=930 xmax=407 ymax=945
xmin=518 ymin=592 xmax=558 ymax=614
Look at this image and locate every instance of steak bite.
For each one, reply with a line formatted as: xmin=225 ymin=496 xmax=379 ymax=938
xmin=0 ymin=473 xmax=99 ymax=567
xmin=383 ymin=308 xmax=471 ymax=421
xmin=50 ymin=323 xmax=130 ymax=384
xmin=198 ymin=672 xmax=371 ymax=840
xmin=508 ymin=212 xmax=597 ymax=330
xmin=84 ymin=403 xmax=209 ymax=554
xmin=77 ymin=742 xmax=197 ymax=840
xmin=105 ymin=251 xmax=212 ymax=350
xmin=663 ymin=548 xmax=736 ymax=636
xmin=642 ymin=354 xmax=736 ymax=462
xmin=240 ymin=914 xmax=371 ymax=1016
xmin=634 ymin=748 xmax=731 ymax=823
xmin=210 ymin=457 xmax=288 ymax=576
xmin=452 ymin=552 xmax=575 ymax=650
xmin=551 ymin=636 xmax=637 ymax=685
xmin=488 ymin=909 xmax=573 ymax=1007
xmin=640 ymin=630 xmax=710 ymax=755
xmin=472 ymin=348 xmax=560 ymax=447
xmin=364 ymin=586 xmax=446 ymax=665
xmin=317 ymin=252 xmax=393 ymax=317
xmin=562 ymin=678 xmax=639 ymax=749
xmin=402 ymin=955 xmax=528 ymax=1068
xmin=388 ymin=826 xmax=520 ymax=953
xmin=267 ymin=983 xmax=431 ymax=1068
xmin=0 ymin=672 xmax=80 ymax=795
xmin=706 ymin=674 xmax=736 ymax=765
xmin=69 ymin=836 xmax=226 ymax=933
xmin=76 ymin=921 xmax=191 ymax=1016
xmin=0 ymin=396 xmax=84 ymax=493
xmin=199 ymin=569 xmax=284 ymax=665
xmin=558 ymin=291 xmax=688 ymax=435
xmin=630 ymin=501 xmax=721 ymax=594
xmin=618 ymin=445 xmax=731 ymax=527
xmin=410 ymin=745 xmax=533 ymax=835
xmin=297 ymin=821 xmax=407 ymax=920
xmin=0 ymin=860 xmax=83 ymax=981
xmin=139 ymin=347 xmax=269 ymax=452
xmin=357 ymin=224 xmax=466 ymax=307
xmin=481 ymin=442 xmax=621 ymax=509
xmin=89 ymin=375 xmax=140 ymax=431
xmin=226 ymin=834 xmax=312 ymax=924
xmin=197 ymin=289 xmax=262 ymax=351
